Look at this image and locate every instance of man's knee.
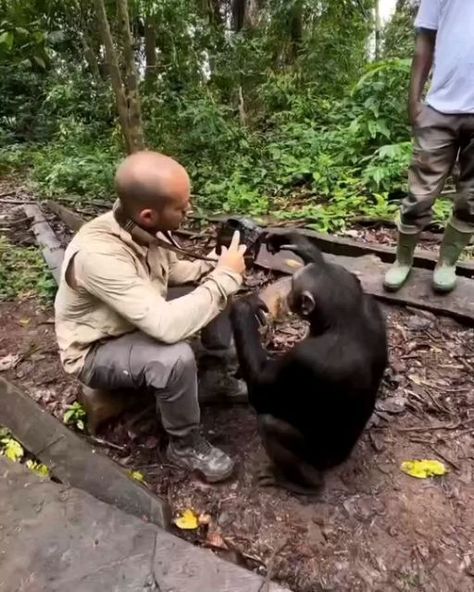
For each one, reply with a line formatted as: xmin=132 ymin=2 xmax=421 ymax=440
xmin=144 ymin=342 xmax=197 ymax=390
xmin=169 ymin=342 xmax=197 ymax=379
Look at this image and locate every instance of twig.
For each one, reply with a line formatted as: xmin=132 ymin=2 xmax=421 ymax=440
xmin=444 ymin=426 xmax=474 ymax=440
xmin=398 ymin=418 xmax=474 ymax=433
xmin=0 ymin=197 xmax=37 ymax=204
xmin=86 ymin=435 xmax=128 ymax=452
xmin=258 ymin=539 xmax=288 ymax=592
xmin=428 ymin=444 xmax=461 ymax=471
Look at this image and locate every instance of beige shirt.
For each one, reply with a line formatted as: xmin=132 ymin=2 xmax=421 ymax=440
xmin=54 ymin=212 xmax=242 ymax=376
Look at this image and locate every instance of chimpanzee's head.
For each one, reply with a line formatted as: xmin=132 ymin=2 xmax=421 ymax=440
xmin=288 ymin=260 xmax=363 ymax=332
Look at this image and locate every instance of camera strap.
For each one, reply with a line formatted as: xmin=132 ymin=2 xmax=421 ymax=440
xmin=113 ymin=200 xmax=217 ymax=262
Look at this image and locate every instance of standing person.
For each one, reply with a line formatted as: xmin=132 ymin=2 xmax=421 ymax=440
xmin=55 ymin=151 xmax=248 ymax=483
xmin=384 ymin=0 xmax=474 ymax=293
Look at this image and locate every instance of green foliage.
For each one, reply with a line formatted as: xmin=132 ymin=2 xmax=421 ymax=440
xmin=0 ymin=433 xmax=25 ymax=462
xmin=63 ymin=402 xmax=87 ymax=431
xmin=0 ymin=427 xmax=50 ymax=477
xmin=0 ymin=236 xmax=56 ymax=302
xmin=0 ymin=0 xmax=419 ymax=232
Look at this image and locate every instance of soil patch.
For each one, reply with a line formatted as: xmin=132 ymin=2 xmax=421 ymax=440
xmin=1 ymin=179 xmax=473 ymax=591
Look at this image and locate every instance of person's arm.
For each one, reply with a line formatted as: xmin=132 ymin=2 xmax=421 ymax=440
xmin=409 ymin=30 xmax=436 ymax=126
xmin=74 ymin=250 xmax=241 ymax=344
xmin=409 ymin=0 xmax=439 ymax=125
xmin=167 ymin=249 xmax=218 ymax=286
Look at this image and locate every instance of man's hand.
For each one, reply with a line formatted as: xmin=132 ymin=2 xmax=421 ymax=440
xmin=216 ymin=231 xmax=247 ymax=275
xmin=409 ymin=100 xmax=424 ymax=127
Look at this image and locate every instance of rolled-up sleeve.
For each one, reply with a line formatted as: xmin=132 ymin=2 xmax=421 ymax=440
xmin=415 ymin=0 xmax=440 ymax=31
xmin=74 ymin=250 xmax=241 ymax=344
xmin=167 ymin=250 xmax=218 ymax=286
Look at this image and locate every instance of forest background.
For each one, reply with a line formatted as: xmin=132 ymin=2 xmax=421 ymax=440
xmin=1 ymin=0 xmax=443 ymax=236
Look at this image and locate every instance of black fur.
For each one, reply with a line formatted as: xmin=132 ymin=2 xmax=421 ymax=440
xmin=230 ymin=232 xmax=388 ymax=490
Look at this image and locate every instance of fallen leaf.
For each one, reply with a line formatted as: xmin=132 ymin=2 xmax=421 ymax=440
xmin=26 ymin=460 xmax=50 ymax=478
xmin=0 ymin=354 xmax=20 ymax=372
xmin=128 ymin=470 xmax=146 ymax=483
xmin=1 ymin=437 xmax=24 ymax=462
xmin=284 ymin=259 xmax=303 ymax=269
xmin=198 ymin=513 xmax=212 ymax=526
xmin=205 ymin=531 xmax=229 ymax=550
xmin=376 ymin=395 xmax=407 ymax=415
xmin=19 ymin=318 xmax=31 ymax=327
xmin=174 ymin=509 xmax=199 ymax=530
xmin=401 ymin=459 xmax=448 ymax=479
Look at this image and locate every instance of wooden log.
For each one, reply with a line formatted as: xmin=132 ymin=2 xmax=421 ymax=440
xmin=45 ymin=200 xmax=86 ymax=232
xmin=268 ymin=227 xmax=474 ymax=278
xmin=23 ymin=204 xmax=64 ymax=284
xmin=0 ymin=376 xmax=171 ymax=529
xmin=190 ymin=213 xmax=474 ymax=278
xmin=257 ymin=247 xmax=474 ymax=325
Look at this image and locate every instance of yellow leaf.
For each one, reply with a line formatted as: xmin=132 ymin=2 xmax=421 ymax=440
xmin=1 ymin=438 xmax=24 ymax=462
xmin=129 ymin=470 xmax=146 ymax=483
xmin=19 ymin=318 xmax=30 ymax=327
xmin=401 ymin=459 xmax=448 ymax=479
xmin=174 ymin=509 xmax=199 ymax=530
xmin=284 ymin=259 xmax=303 ymax=269
xmin=26 ymin=460 xmax=50 ymax=478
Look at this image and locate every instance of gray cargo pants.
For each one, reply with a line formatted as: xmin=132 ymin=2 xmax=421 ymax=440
xmin=401 ymin=105 xmax=474 ymax=231
xmin=78 ymin=286 xmax=232 ymax=438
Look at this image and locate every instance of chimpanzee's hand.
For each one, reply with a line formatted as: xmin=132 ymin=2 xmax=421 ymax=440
xmin=263 ymin=231 xmax=302 ymax=255
xmin=243 ymin=293 xmax=269 ymax=326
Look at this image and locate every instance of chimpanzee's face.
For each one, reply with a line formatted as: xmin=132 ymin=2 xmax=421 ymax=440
xmin=288 ymin=265 xmax=317 ymax=318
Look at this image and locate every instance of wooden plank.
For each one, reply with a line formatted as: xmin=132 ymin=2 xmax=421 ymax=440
xmin=45 ymin=200 xmax=86 ymax=232
xmin=0 ymin=376 xmax=171 ymax=529
xmin=23 ymin=204 xmax=64 ymax=284
xmin=269 ymin=227 xmax=474 ymax=278
xmin=256 ymin=247 xmax=474 ymax=325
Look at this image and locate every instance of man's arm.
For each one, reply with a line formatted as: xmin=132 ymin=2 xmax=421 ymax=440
xmin=167 ymin=250 xmax=217 ymax=286
xmin=74 ymin=250 xmax=241 ymax=344
xmin=409 ymin=29 xmax=436 ymax=126
xmin=409 ymin=0 xmax=440 ymax=125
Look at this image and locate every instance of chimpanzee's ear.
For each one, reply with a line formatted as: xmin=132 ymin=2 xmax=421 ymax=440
xmin=299 ymin=290 xmax=316 ymax=317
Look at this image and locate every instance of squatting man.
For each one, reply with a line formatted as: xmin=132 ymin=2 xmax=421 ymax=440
xmin=55 ymin=151 xmax=249 ymax=483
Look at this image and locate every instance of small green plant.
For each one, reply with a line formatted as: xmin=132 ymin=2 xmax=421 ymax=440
xmin=63 ymin=402 xmax=87 ymax=431
xmin=25 ymin=459 xmax=50 ymax=477
xmin=0 ymin=432 xmax=24 ymax=462
xmin=0 ymin=236 xmax=56 ymax=302
xmin=0 ymin=427 xmax=50 ymax=477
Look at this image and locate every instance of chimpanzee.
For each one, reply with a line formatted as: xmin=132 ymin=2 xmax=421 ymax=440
xmin=230 ymin=231 xmax=388 ymax=494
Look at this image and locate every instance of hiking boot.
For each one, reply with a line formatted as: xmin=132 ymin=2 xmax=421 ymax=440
xmin=166 ymin=430 xmax=235 ymax=483
xmin=198 ymin=367 xmax=248 ymax=404
xmin=433 ymin=219 xmax=473 ymax=293
xmin=383 ymin=228 xmax=420 ymax=292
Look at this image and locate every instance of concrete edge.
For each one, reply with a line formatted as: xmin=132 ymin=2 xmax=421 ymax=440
xmin=0 ymin=376 xmax=171 ymax=529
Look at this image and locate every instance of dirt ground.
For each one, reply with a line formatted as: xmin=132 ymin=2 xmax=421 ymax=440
xmin=1 ymin=183 xmax=474 ymax=592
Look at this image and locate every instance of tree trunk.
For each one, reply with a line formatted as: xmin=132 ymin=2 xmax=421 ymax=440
xmin=288 ymin=1 xmax=303 ymax=62
xmin=231 ymin=0 xmax=246 ymax=31
xmin=81 ymin=34 xmax=101 ymax=80
xmin=94 ymin=0 xmax=134 ymax=153
xmin=144 ymin=15 xmax=157 ymax=84
xmin=116 ymin=0 xmax=145 ymax=152
xmin=374 ymin=0 xmax=382 ymax=61
xmin=208 ymin=0 xmax=222 ymax=27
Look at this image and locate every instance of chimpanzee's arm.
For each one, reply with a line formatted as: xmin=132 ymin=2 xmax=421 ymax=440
xmin=265 ymin=232 xmax=324 ymax=266
xmin=229 ymin=299 xmax=278 ymax=386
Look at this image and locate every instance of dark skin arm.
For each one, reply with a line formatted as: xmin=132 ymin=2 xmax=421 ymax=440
xmin=409 ymin=29 xmax=436 ymax=126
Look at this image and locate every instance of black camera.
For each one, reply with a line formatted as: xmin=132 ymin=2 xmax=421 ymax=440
xmin=215 ymin=217 xmax=264 ymax=262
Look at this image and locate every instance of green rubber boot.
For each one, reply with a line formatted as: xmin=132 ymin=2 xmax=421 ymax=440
xmin=384 ymin=229 xmax=420 ymax=292
xmin=432 ymin=221 xmax=473 ymax=293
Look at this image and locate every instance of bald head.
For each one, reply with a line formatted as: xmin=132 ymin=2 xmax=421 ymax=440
xmin=115 ymin=151 xmax=191 ymax=232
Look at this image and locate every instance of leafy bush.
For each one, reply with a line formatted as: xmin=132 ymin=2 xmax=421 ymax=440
xmin=0 ymin=237 xmax=56 ymax=302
